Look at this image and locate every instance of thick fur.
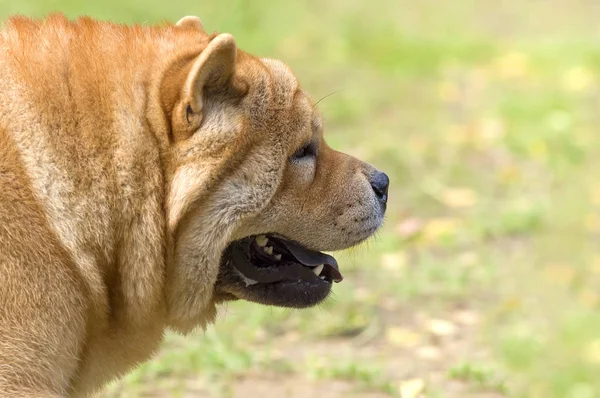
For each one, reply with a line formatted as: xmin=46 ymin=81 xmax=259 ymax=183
xmin=0 ymin=15 xmax=386 ymax=396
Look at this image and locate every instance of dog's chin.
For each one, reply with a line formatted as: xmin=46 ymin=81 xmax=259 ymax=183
xmin=215 ymin=234 xmax=343 ymax=308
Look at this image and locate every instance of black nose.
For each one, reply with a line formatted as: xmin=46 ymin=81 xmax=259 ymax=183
xmin=370 ymin=171 xmax=389 ymax=204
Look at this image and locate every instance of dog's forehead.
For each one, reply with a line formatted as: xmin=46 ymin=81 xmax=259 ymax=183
xmin=241 ymin=57 xmax=316 ymax=136
xmin=260 ymin=58 xmax=298 ymax=94
xmin=258 ymin=58 xmax=313 ymax=111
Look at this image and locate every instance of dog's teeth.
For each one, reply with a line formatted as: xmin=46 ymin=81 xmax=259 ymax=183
xmin=320 ymin=275 xmax=326 ymax=280
xmin=274 ymin=254 xmax=282 ymax=261
xmin=255 ymin=235 xmax=268 ymax=247
xmin=264 ymin=246 xmax=273 ymax=255
xmin=313 ymin=264 xmax=324 ymax=275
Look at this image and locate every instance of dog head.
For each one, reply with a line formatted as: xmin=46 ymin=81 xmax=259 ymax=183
xmin=158 ymin=17 xmax=389 ymax=331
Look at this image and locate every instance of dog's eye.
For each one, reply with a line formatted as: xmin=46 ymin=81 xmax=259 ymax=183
xmin=292 ymin=142 xmax=316 ymax=161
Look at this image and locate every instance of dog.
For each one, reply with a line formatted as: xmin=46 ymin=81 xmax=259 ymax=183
xmin=0 ymin=14 xmax=389 ymax=396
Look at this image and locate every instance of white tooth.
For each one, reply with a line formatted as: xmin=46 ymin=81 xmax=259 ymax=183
xmin=274 ymin=254 xmax=282 ymax=261
xmin=264 ymin=246 xmax=273 ymax=255
xmin=313 ymin=264 xmax=324 ymax=275
xmin=244 ymin=277 xmax=259 ymax=287
xmin=235 ymin=269 xmax=258 ymax=286
xmin=255 ymin=235 xmax=268 ymax=247
xmin=320 ymin=275 xmax=326 ymax=280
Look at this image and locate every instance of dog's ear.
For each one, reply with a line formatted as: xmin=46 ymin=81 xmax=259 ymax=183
xmin=172 ymin=34 xmax=237 ymax=140
xmin=176 ymin=16 xmax=206 ymax=34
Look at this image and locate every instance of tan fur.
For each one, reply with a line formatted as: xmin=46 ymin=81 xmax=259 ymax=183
xmin=0 ymin=14 xmax=386 ymax=396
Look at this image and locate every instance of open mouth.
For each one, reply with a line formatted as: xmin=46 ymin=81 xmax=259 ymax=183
xmin=219 ymin=234 xmax=343 ymax=308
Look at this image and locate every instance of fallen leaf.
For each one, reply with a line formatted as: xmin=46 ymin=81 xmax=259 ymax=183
xmin=283 ymin=331 xmax=301 ymax=343
xmin=478 ymin=117 xmax=505 ymax=143
xmin=415 ymin=345 xmax=442 ymax=361
xmin=527 ymin=139 xmax=548 ymax=162
xmin=494 ymin=51 xmax=529 ymax=78
xmin=586 ymin=213 xmax=600 ymax=233
xmin=407 ymin=137 xmax=430 ymax=154
xmin=386 ymin=327 xmax=422 ymax=348
xmin=445 ymin=124 xmax=471 ymax=145
xmin=591 ymin=185 xmax=600 ymax=207
xmin=497 ymin=297 xmax=522 ymax=315
xmin=441 ymin=187 xmax=478 ymax=208
xmin=396 ymin=217 xmax=425 ymax=239
xmin=399 ymin=378 xmax=426 ymax=398
xmin=419 ymin=218 xmax=461 ymax=244
xmin=562 ymin=66 xmax=595 ymax=92
xmin=381 ymin=297 xmax=400 ymax=311
xmin=457 ymin=251 xmax=478 ymax=267
xmin=426 ymin=319 xmax=458 ymax=337
xmin=591 ymin=256 xmax=600 ymax=274
xmin=454 ymin=310 xmax=479 ymax=326
xmin=498 ymin=164 xmax=521 ymax=185
xmin=542 ymin=264 xmax=575 ymax=286
xmin=381 ymin=252 xmax=408 ymax=272
xmin=354 ymin=287 xmax=374 ymax=301
xmin=269 ymin=348 xmax=285 ymax=361
xmin=438 ymin=80 xmax=461 ymax=102
xmin=584 ymin=340 xmax=600 ymax=364
xmin=468 ymin=67 xmax=489 ymax=92
xmin=578 ymin=289 xmax=599 ymax=308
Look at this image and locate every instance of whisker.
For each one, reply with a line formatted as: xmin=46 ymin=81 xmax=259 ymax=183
xmin=314 ymin=89 xmax=344 ymax=107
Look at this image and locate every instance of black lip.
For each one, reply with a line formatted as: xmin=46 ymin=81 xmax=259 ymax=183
xmin=216 ymin=235 xmax=341 ymax=308
xmin=229 ymin=236 xmax=342 ymax=284
xmin=235 ymin=278 xmax=332 ymax=308
xmin=231 ymin=241 xmax=319 ymax=283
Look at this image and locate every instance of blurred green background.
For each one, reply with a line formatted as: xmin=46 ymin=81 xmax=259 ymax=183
xmin=3 ymin=1 xmax=600 ymax=397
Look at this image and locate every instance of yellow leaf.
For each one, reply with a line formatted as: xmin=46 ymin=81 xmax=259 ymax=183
xmin=381 ymin=252 xmax=408 ymax=272
xmin=354 ymin=287 xmax=374 ymax=301
xmin=585 ymin=213 xmax=600 ymax=233
xmin=438 ymin=80 xmax=461 ymax=102
xmin=529 ymin=383 xmax=549 ymax=398
xmin=396 ymin=217 xmax=425 ymax=239
xmin=495 ymin=51 xmax=529 ymax=78
xmin=445 ymin=124 xmax=471 ymax=145
xmin=415 ymin=345 xmax=442 ymax=361
xmin=441 ymin=187 xmax=478 ymax=208
xmin=478 ymin=117 xmax=505 ymax=144
xmin=408 ymin=137 xmax=429 ymax=154
xmin=578 ymin=289 xmax=599 ymax=308
xmin=591 ymin=185 xmax=600 ymax=207
xmin=563 ymin=66 xmax=595 ymax=92
xmin=454 ymin=310 xmax=479 ymax=326
xmin=528 ymin=140 xmax=548 ymax=162
xmin=497 ymin=297 xmax=522 ymax=314
xmin=420 ymin=218 xmax=461 ymax=243
xmin=542 ymin=264 xmax=575 ymax=286
xmin=399 ymin=378 xmax=426 ymax=398
xmin=386 ymin=327 xmax=422 ymax=348
xmin=584 ymin=340 xmax=600 ymax=364
xmin=457 ymin=251 xmax=478 ymax=267
xmin=591 ymin=256 xmax=600 ymax=274
xmin=498 ymin=165 xmax=521 ymax=185
xmin=426 ymin=319 xmax=458 ymax=337
xmin=381 ymin=297 xmax=400 ymax=311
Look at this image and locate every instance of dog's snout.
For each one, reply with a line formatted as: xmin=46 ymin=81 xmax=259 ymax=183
xmin=370 ymin=171 xmax=389 ymax=204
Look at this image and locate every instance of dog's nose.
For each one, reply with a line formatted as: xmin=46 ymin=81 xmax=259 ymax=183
xmin=370 ymin=171 xmax=389 ymax=204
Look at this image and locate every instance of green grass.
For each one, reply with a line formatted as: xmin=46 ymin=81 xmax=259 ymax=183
xmin=448 ymin=361 xmax=506 ymax=393
xmin=3 ymin=1 xmax=600 ymax=397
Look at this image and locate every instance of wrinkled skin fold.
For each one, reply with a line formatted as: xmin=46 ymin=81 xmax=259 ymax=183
xmin=0 ymin=14 xmax=389 ymax=396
